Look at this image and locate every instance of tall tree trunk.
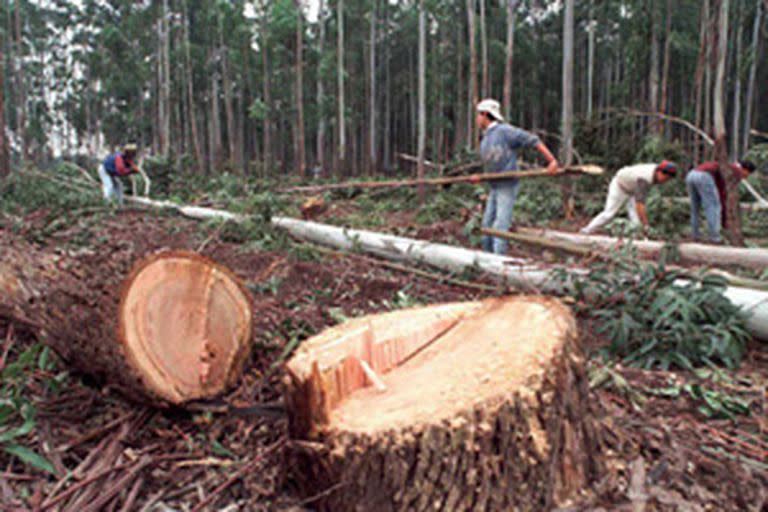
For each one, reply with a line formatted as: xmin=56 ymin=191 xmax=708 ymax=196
xmin=0 ymin=40 xmax=8 ymax=178
xmin=455 ymin=17 xmax=466 ymax=154
xmin=183 ymin=0 xmax=204 ymax=172
xmin=295 ymin=0 xmax=306 ymax=176
xmin=417 ymin=0 xmax=427 ymax=200
xmin=383 ymin=0 xmax=391 ymax=171
xmin=743 ymin=0 xmax=763 ymax=154
xmin=316 ymin=0 xmax=327 ymax=174
xmin=659 ymin=0 xmax=673 ymax=136
xmin=479 ymin=0 xmax=488 ymax=98
xmin=714 ymin=0 xmax=742 ymax=245
xmin=693 ymin=0 xmax=709 ymax=162
xmin=221 ymin=47 xmax=237 ymax=169
xmin=467 ymin=0 xmax=478 ymax=147
xmin=210 ymin=64 xmax=222 ymax=172
xmin=14 ymin=0 xmax=26 ymax=161
xmin=586 ymin=0 xmax=595 ymax=119
xmin=368 ymin=1 xmax=377 ymax=174
xmin=261 ymin=19 xmax=273 ymax=177
xmin=502 ymin=0 xmax=518 ymax=117
xmin=560 ymin=0 xmax=575 ymax=220
xmin=731 ymin=3 xmax=743 ymax=159
xmin=337 ymin=0 xmax=346 ymax=173
xmin=649 ymin=0 xmax=660 ymax=134
xmin=161 ymin=0 xmax=171 ymax=157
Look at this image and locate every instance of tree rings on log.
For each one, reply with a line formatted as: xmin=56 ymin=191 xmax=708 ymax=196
xmin=0 ymin=239 xmax=253 ymax=407
xmin=284 ymin=296 xmax=600 ymax=511
xmin=119 ymin=251 xmax=253 ymax=404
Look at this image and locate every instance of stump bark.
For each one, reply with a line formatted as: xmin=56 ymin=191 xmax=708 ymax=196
xmin=283 ymin=296 xmax=601 ymax=511
xmin=0 ymin=235 xmax=253 ymax=406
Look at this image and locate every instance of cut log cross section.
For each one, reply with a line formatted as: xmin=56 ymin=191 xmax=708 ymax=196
xmin=0 ymin=238 xmax=253 ymax=407
xmin=284 ymin=296 xmax=600 ymax=511
xmin=119 ymin=252 xmax=253 ymax=404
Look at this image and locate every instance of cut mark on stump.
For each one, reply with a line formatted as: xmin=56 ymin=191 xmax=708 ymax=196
xmin=286 ymin=297 xmax=571 ymax=434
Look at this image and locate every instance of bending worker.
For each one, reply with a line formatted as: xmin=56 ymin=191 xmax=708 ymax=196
xmin=475 ymin=99 xmax=559 ymax=254
xmin=686 ymin=159 xmax=756 ymax=243
xmin=580 ymin=160 xmax=678 ymax=234
xmin=97 ymin=143 xmax=147 ymax=205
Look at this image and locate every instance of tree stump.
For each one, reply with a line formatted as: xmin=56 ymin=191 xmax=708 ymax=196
xmin=0 ymin=236 xmax=253 ymax=406
xmin=283 ymin=296 xmax=601 ymax=511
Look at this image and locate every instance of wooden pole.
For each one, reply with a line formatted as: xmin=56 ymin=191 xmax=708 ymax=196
xmin=277 ymin=164 xmax=604 ymax=193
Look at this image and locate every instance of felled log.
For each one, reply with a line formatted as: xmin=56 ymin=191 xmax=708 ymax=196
xmin=283 ymin=296 xmax=600 ymax=511
xmin=516 ymin=227 xmax=768 ymax=270
xmin=120 ymin=197 xmax=768 ymax=341
xmin=0 ymin=235 xmax=253 ymax=405
xmin=271 ymin=217 xmax=768 ymax=341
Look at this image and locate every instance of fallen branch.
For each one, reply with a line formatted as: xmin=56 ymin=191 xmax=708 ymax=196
xmin=750 ymin=128 xmax=768 ymax=139
xmin=601 ymin=108 xmax=715 ymax=146
xmin=397 ymin=153 xmax=446 ymax=172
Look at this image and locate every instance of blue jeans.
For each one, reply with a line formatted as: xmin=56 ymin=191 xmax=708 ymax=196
xmin=481 ymin=181 xmax=520 ymax=254
xmin=97 ymin=164 xmax=125 ymax=205
xmin=686 ymin=170 xmax=721 ymax=242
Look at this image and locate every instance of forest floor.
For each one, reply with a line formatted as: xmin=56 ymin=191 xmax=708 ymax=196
xmin=0 ymin=196 xmax=767 ymax=511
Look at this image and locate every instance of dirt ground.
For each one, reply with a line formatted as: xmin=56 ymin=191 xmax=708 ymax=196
xmin=0 ymin=209 xmax=766 ymax=511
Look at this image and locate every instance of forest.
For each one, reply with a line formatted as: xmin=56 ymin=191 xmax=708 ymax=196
xmin=1 ymin=0 xmax=768 ymax=511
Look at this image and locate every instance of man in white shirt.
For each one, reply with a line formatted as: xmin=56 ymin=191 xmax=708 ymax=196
xmin=580 ymin=160 xmax=678 ymax=234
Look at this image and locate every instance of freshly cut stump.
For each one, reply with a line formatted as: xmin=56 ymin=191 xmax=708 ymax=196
xmin=0 ymin=236 xmax=253 ymax=406
xmin=284 ymin=296 xmax=600 ymax=511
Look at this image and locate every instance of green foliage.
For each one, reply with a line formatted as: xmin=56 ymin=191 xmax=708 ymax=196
xmin=0 ymin=164 xmax=100 ymax=217
xmin=0 ymin=343 xmax=62 ymax=475
xmin=563 ymin=247 xmax=750 ymax=370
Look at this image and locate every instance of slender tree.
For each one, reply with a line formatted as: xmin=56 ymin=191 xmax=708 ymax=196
xmin=417 ymin=0 xmax=426 ymax=199
xmin=466 ymin=0 xmax=478 ymax=147
xmin=0 ymin=38 xmax=8 ymax=178
xmin=560 ymin=0 xmax=575 ymax=219
xmin=369 ymin=1 xmax=377 ymax=173
xmin=659 ymin=0 xmax=672 ymax=135
xmin=183 ymin=0 xmax=204 ymax=171
xmin=316 ymin=0 xmax=327 ymax=172
xmin=479 ymin=0 xmax=488 ymax=98
xmin=502 ymin=0 xmax=518 ymax=117
xmin=337 ymin=0 xmax=346 ymax=172
xmin=295 ymin=0 xmax=306 ymax=176
xmin=731 ymin=2 xmax=743 ymax=158
xmin=743 ymin=0 xmax=763 ymax=154
xmin=586 ymin=0 xmax=595 ymax=118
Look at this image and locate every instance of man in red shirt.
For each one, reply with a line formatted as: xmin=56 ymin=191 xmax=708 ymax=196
xmin=685 ymin=159 xmax=756 ymax=242
xmin=97 ymin=144 xmax=142 ymax=205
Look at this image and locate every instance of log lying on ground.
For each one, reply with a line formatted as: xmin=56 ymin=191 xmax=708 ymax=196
xmin=0 ymin=235 xmax=253 ymax=405
xmin=122 ymin=197 xmax=768 ymax=341
xmin=516 ymin=227 xmax=768 ymax=270
xmin=283 ymin=296 xmax=600 ymax=511
xmin=271 ymin=217 xmax=768 ymax=341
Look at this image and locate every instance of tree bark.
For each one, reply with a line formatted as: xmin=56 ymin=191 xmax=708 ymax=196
xmin=466 ymin=0 xmax=478 ymax=147
xmin=183 ymin=0 xmax=205 ymax=172
xmin=14 ymin=0 xmax=26 ymax=160
xmin=295 ymin=0 xmax=306 ymax=177
xmin=0 ymin=40 xmax=8 ymax=178
xmin=0 ymin=236 xmax=253 ymax=406
xmin=731 ymin=4 xmax=743 ymax=159
xmin=479 ymin=0 xmax=488 ymax=98
xmin=713 ymin=0 xmax=742 ymax=244
xmin=586 ymin=1 xmax=595 ymax=119
xmin=261 ymin=7 xmax=273 ymax=177
xmin=560 ymin=0 xmax=575 ymax=220
xmin=659 ymin=0 xmax=673 ymax=136
xmin=502 ymin=0 xmax=518 ymax=117
xmin=742 ymin=0 xmax=762 ymax=154
xmin=417 ymin=0 xmax=426 ymax=200
xmin=368 ymin=1 xmax=377 ymax=173
xmin=337 ymin=0 xmax=346 ymax=173
xmin=316 ymin=0 xmax=327 ymax=174
xmin=649 ymin=0 xmax=660 ymax=134
xmin=284 ymin=296 xmax=601 ymax=511
xmin=161 ymin=0 xmax=171 ymax=157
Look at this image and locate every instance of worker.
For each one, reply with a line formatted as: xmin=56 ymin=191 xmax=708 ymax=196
xmin=580 ymin=160 xmax=678 ymax=234
xmin=475 ymin=99 xmax=559 ymax=254
xmin=97 ymin=143 xmax=143 ymax=205
xmin=686 ymin=159 xmax=756 ymax=243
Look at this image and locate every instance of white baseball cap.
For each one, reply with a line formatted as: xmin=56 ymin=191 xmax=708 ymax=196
xmin=477 ymin=99 xmax=504 ymax=122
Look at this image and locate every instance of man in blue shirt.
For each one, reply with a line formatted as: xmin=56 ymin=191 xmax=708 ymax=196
xmin=475 ymin=99 xmax=559 ymax=254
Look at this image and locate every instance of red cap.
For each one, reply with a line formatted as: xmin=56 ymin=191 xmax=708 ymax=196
xmin=658 ymin=160 xmax=677 ymax=176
